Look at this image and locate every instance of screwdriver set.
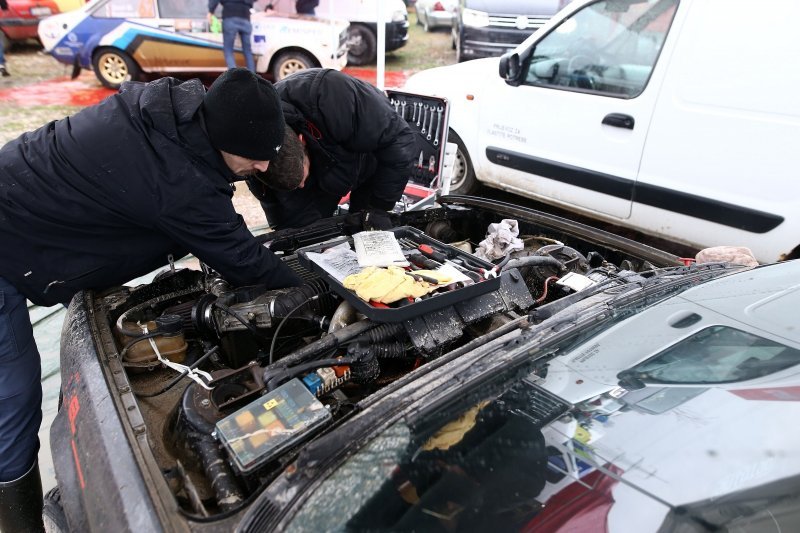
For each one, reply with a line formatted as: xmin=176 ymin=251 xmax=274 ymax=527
xmin=385 ymin=89 xmax=450 ymax=193
xmin=297 ymin=226 xmax=501 ymax=322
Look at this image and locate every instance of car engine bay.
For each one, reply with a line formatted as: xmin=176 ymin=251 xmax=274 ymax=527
xmin=92 ymin=199 xmax=678 ymax=519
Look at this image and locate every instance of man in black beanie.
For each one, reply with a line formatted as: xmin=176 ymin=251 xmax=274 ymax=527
xmin=0 ymin=67 xmax=299 ymax=533
xmin=247 ymin=68 xmax=417 ymax=231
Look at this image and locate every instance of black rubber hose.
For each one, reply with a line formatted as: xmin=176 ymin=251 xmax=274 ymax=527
xmin=502 ymin=255 xmax=565 ymax=272
xmin=262 ymin=320 xmax=377 ymax=373
xmin=192 ymin=434 xmax=244 ymax=511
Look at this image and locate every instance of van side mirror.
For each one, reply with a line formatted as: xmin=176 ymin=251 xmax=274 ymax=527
xmin=499 ymin=52 xmax=521 ymax=81
xmin=617 ymin=374 xmax=646 ymax=391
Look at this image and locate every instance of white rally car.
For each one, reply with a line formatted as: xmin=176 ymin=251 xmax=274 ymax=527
xmin=38 ymin=0 xmax=349 ymax=88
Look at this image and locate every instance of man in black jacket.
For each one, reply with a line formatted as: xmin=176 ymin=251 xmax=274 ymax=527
xmin=247 ymin=68 xmax=417 ymax=230
xmin=0 ymin=68 xmax=300 ymax=532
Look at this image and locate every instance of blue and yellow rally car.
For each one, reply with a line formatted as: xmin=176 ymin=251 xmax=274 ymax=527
xmin=38 ymin=0 xmax=349 ymax=88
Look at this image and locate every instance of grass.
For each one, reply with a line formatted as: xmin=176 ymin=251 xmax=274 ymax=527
xmin=385 ymin=10 xmax=456 ymax=72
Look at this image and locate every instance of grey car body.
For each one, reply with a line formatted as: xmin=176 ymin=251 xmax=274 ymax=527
xmin=47 ymin=196 xmax=795 ymax=532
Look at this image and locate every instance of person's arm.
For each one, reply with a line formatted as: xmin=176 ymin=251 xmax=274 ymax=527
xmin=156 ymin=169 xmax=302 ymax=289
xmin=207 ymin=0 xmax=220 ymax=18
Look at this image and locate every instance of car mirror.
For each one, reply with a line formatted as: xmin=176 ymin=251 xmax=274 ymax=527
xmin=617 ymin=374 xmax=646 ymax=391
xmin=499 ymin=52 xmax=521 ymax=81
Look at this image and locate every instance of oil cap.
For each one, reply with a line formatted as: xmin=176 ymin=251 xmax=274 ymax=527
xmin=155 ymin=314 xmax=183 ymax=335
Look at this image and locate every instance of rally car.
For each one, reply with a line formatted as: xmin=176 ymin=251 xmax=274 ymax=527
xmin=44 ymin=191 xmax=800 ymax=532
xmin=37 ymin=0 xmax=348 ymax=88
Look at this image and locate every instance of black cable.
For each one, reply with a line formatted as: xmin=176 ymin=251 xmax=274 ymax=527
xmin=119 ymin=331 xmax=166 ymax=361
xmin=268 ymin=291 xmax=331 ymax=365
xmin=135 ymin=346 xmax=219 ymax=398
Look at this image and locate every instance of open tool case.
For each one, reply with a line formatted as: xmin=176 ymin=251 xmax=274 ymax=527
xmin=385 ymin=89 xmax=451 ymax=210
xmin=297 ymin=226 xmax=501 ymax=323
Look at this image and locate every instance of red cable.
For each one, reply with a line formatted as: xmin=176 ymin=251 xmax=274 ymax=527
xmin=535 ymin=276 xmax=560 ymax=304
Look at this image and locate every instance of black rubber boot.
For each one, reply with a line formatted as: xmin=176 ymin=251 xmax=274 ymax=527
xmin=0 ymin=461 xmax=45 ymax=533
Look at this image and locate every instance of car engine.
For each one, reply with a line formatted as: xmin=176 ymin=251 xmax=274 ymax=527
xmin=97 ymin=201 xmax=674 ymax=517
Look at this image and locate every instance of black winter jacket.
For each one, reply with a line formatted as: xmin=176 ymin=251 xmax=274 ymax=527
xmin=249 ymin=69 xmax=417 ymax=214
xmin=0 ymin=77 xmax=300 ymax=307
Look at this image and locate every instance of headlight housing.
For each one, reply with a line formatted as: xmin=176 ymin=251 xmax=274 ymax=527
xmin=391 ymin=7 xmax=407 ymax=23
xmin=462 ymin=8 xmax=490 ymax=28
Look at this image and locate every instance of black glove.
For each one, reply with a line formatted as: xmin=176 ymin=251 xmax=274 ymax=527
xmin=342 ymin=209 xmax=394 ymax=234
xmin=362 ymin=209 xmax=393 ymax=231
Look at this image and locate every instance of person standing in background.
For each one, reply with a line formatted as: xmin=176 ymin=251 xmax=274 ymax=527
xmin=295 ymin=0 xmax=318 ymax=15
xmin=208 ymin=0 xmax=256 ymax=72
xmin=0 ymin=0 xmax=10 ymax=76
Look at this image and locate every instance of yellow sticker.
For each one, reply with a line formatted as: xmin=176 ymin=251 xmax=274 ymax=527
xmin=263 ymin=398 xmax=280 ymax=410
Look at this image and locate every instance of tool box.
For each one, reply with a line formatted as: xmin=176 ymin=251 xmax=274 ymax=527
xmin=385 ymin=89 xmax=451 ymax=211
xmin=297 ymin=226 xmax=502 ymax=323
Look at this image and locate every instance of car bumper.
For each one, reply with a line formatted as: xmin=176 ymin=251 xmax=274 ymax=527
xmin=425 ymin=12 xmax=454 ymax=28
xmin=385 ymin=19 xmax=409 ymax=52
xmin=460 ymin=26 xmax=534 ymax=59
xmin=1 ymin=18 xmax=44 ymax=41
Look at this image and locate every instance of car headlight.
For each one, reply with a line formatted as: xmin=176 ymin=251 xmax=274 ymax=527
xmin=38 ymin=17 xmax=64 ymax=44
xmin=462 ymin=8 xmax=490 ymax=28
xmin=391 ymin=8 xmax=407 ymax=22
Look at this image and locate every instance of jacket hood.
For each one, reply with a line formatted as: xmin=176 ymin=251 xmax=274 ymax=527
xmin=122 ymin=77 xmax=207 ymax=150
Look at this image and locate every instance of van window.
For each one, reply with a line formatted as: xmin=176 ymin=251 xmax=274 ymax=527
xmin=619 ymin=326 xmax=800 ymax=384
xmin=523 ymin=0 xmax=678 ymax=98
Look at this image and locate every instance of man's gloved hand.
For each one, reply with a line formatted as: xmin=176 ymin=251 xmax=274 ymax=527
xmin=342 ymin=209 xmax=394 ymax=235
xmin=361 ymin=209 xmax=393 ymax=231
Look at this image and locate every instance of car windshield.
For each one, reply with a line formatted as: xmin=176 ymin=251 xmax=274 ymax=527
xmin=283 ymin=262 xmax=800 ymax=532
xmin=620 ymin=325 xmax=800 ymax=384
xmin=286 ymin=374 xmax=572 ymax=532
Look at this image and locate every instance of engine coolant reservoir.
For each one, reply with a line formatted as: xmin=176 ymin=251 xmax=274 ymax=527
xmin=117 ymin=314 xmax=188 ymax=369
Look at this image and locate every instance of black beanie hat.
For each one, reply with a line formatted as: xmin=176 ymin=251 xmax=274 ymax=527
xmin=203 ymin=68 xmax=286 ymax=161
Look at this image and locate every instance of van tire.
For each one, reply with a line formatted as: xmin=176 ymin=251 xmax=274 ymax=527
xmin=271 ymin=50 xmax=317 ymax=81
xmin=448 ymin=130 xmax=479 ymax=194
xmin=346 ymin=24 xmax=377 ymax=66
xmin=455 ymin=33 xmax=465 ymax=63
xmin=92 ymin=48 xmax=141 ymax=90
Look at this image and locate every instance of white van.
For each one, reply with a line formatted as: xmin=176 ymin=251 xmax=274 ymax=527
xmin=404 ymin=0 xmax=800 ymax=263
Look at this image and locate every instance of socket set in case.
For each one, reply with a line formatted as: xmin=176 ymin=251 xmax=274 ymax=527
xmin=386 ymin=89 xmax=450 ymax=193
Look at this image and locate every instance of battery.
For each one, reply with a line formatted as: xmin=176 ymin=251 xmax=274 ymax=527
xmin=215 ymin=378 xmax=332 ymax=474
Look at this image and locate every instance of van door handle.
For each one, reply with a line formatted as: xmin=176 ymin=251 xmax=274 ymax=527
xmin=602 ymin=113 xmax=635 ymax=130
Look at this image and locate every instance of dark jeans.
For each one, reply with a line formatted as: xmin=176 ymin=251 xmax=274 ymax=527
xmin=222 ymin=16 xmax=255 ymax=72
xmin=0 ymin=277 xmax=42 ymax=482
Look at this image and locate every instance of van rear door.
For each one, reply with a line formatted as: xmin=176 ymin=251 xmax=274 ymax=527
xmin=479 ymin=0 xmax=680 ymax=219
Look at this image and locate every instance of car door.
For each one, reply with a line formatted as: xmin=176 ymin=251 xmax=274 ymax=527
xmin=476 ymin=0 xmax=680 ymax=219
xmin=149 ymin=0 xmax=227 ymax=70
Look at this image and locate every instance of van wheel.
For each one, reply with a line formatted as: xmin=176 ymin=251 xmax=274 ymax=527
xmin=346 ymin=24 xmax=377 ymax=66
xmin=448 ymin=130 xmax=479 ymax=195
xmin=92 ymin=48 xmax=141 ymax=89
xmin=271 ymin=51 xmax=317 ymax=81
xmin=43 ymin=487 xmax=69 ymax=533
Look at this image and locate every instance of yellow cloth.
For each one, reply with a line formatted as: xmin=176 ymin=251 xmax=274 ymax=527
xmin=342 ymin=266 xmax=451 ymax=304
